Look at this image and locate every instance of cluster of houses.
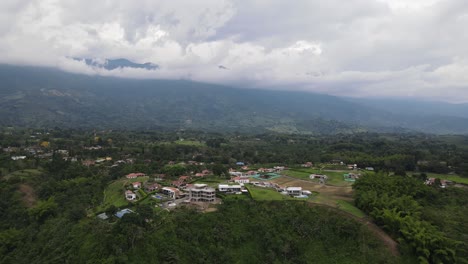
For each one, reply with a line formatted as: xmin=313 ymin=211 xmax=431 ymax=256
xmin=425 ymin=178 xmax=448 ymax=188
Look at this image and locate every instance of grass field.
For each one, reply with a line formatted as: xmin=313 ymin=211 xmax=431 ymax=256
xmin=3 ymin=169 xmax=43 ymax=180
xmin=246 ymin=185 xmax=294 ymax=201
xmin=283 ymin=168 xmax=355 ymax=186
xmin=336 ymin=200 xmax=366 ymax=218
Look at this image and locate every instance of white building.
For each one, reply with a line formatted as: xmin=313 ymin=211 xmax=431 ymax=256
xmin=125 ymin=190 xmax=136 ymax=200
xmin=162 ymin=187 xmax=180 ymax=199
xmin=232 ymin=177 xmax=250 ymax=184
xmin=286 ymin=187 xmax=302 ymax=195
xmin=11 ymin=156 xmax=27 ymax=160
xmin=189 ymin=184 xmax=216 ymax=203
xmin=218 ymin=184 xmax=242 ymax=192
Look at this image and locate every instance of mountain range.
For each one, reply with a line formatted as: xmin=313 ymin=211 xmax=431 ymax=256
xmin=1 ymin=64 xmax=467 ymax=134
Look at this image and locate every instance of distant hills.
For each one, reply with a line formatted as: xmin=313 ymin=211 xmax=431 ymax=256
xmin=0 ymin=64 xmax=467 ymax=134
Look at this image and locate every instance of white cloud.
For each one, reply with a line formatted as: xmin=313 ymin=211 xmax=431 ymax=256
xmin=0 ymin=0 xmax=467 ymax=102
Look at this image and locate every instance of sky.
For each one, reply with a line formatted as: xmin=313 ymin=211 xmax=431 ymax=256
xmin=0 ymin=0 xmax=467 ymax=102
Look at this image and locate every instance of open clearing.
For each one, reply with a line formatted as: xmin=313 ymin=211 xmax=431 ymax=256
xmin=99 ymin=176 xmax=149 ymax=211
xmin=18 ymin=184 xmax=37 ymax=207
xmin=3 ymin=169 xmax=42 ymax=180
xmin=283 ymin=168 xmax=356 ymax=186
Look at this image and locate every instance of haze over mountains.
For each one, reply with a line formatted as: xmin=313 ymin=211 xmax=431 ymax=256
xmin=1 ymin=64 xmax=468 ymax=134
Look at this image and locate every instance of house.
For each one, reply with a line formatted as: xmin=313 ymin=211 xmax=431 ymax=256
xmin=172 ymin=180 xmax=185 ymax=188
xmin=178 ymin=175 xmax=190 ymax=182
xmin=301 ymin=162 xmax=313 ymax=168
xmin=126 ymin=172 xmax=146 ymax=179
xmin=347 ymin=164 xmax=358 ymax=170
xmin=132 ymin=182 xmax=142 ymax=189
xmin=218 ymin=184 xmax=242 ymax=193
xmin=232 ymin=176 xmax=250 ymax=184
xmin=11 ymin=156 xmax=27 ymax=160
xmin=274 ymin=166 xmax=285 ymax=171
xmin=162 ymin=187 xmax=180 ymax=199
xmin=202 ymin=170 xmax=212 ymax=175
xmin=286 ymin=187 xmax=302 ymax=195
xmin=115 ymin=208 xmax=134 ymax=218
xmin=229 ymin=171 xmax=243 ymax=177
xmin=125 ymin=190 xmax=137 ymax=200
xmin=241 ymin=166 xmax=249 ymax=170
xmin=189 ymin=184 xmax=216 ymax=203
xmin=194 ymin=173 xmax=204 ymax=177
xmin=310 ymin=174 xmax=327 ymax=179
xmin=425 ymin=178 xmax=447 ymax=188
xmin=82 ymin=160 xmax=95 ymax=166
xmin=145 ymin=183 xmax=160 ymax=192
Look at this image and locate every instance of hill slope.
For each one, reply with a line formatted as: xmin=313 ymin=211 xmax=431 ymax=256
xmin=0 ymin=64 xmax=467 ymax=134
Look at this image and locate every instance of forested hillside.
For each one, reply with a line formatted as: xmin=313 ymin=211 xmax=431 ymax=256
xmin=2 ymin=64 xmax=468 ymax=134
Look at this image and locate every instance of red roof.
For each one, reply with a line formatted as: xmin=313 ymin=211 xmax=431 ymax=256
xmin=126 ymin=172 xmax=145 ymax=178
xmin=179 ymin=176 xmax=190 ymax=181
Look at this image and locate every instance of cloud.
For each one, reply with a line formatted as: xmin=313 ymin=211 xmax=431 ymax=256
xmin=0 ymin=0 xmax=467 ymax=102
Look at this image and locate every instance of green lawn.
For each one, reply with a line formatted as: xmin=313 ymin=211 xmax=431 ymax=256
xmin=3 ymin=169 xmax=43 ymax=180
xmin=247 ymin=185 xmax=294 ymax=201
xmin=336 ymin=200 xmax=366 ymax=218
xmin=283 ymin=168 xmax=355 ymax=186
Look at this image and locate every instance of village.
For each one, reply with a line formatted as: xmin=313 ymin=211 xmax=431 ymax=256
xmin=1 ymin=129 xmax=464 ymax=222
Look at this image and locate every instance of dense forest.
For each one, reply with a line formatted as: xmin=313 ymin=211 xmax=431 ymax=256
xmin=354 ymin=173 xmax=468 ymax=263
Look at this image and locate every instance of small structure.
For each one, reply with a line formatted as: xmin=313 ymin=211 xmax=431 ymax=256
xmin=343 ymin=173 xmax=360 ymax=182
xmin=82 ymin=160 xmax=95 ymax=166
xmin=126 ymin=172 xmax=146 ymax=179
xmin=11 ymin=156 xmax=27 ymax=160
xmin=115 ymin=208 xmax=134 ymax=218
xmin=236 ymin=162 xmax=245 ymax=166
xmin=132 ymin=182 xmax=142 ymax=189
xmin=125 ymin=190 xmax=137 ymax=200
xmin=310 ymin=174 xmax=327 ymax=180
xmin=286 ymin=187 xmax=302 ymax=196
xmin=97 ymin=213 xmax=109 ymax=220
xmin=232 ymin=176 xmax=250 ymax=184
xmin=365 ymin=167 xmax=374 ymax=171
xmin=274 ymin=166 xmax=286 ymax=171
xmin=202 ymin=170 xmax=212 ymax=175
xmin=425 ymin=178 xmax=447 ymax=188
xmin=218 ymin=184 xmax=242 ymax=193
xmin=189 ymin=184 xmax=216 ymax=203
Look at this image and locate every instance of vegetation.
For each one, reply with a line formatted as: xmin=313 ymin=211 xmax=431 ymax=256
xmin=354 ymin=173 xmax=468 ymax=263
xmin=1 ymin=128 xmax=468 ymax=263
